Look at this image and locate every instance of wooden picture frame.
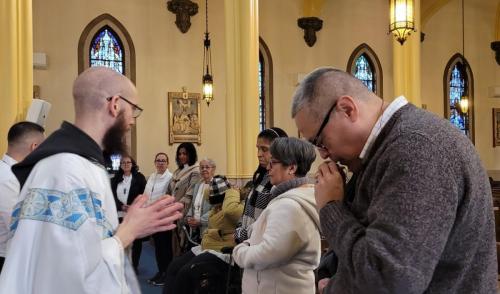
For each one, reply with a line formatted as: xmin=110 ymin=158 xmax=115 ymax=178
xmin=493 ymin=108 xmax=500 ymax=147
xmin=168 ymin=90 xmax=201 ymax=145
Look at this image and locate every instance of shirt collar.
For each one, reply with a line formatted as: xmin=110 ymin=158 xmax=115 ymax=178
xmin=359 ymin=96 xmax=408 ymax=162
xmin=1 ymin=154 xmax=17 ymax=166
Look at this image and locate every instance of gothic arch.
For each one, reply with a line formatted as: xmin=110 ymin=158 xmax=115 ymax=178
xmin=346 ymin=43 xmax=383 ymax=97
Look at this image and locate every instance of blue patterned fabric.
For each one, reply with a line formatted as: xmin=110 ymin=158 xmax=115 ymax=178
xmin=10 ymin=188 xmax=113 ymax=238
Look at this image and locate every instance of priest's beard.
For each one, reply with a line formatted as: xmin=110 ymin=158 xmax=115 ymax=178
xmin=102 ymin=112 xmax=128 ymax=156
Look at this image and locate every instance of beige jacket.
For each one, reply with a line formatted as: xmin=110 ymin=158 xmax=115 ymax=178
xmin=233 ymin=185 xmax=321 ymax=294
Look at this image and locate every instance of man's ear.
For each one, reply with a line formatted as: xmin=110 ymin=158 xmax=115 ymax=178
xmin=337 ymin=96 xmax=358 ymax=122
xmin=30 ymin=142 xmax=38 ymax=152
xmin=289 ymin=164 xmax=298 ymax=175
xmin=108 ymin=96 xmax=120 ymax=117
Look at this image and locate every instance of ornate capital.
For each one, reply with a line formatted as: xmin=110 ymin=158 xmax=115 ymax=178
xmin=491 ymin=41 xmax=500 ymax=65
xmin=167 ymin=0 xmax=198 ymax=34
xmin=297 ymin=17 xmax=323 ymax=47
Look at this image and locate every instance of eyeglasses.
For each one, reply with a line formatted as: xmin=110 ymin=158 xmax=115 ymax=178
xmin=106 ymin=96 xmax=143 ymax=118
xmin=120 ymin=161 xmax=132 ymax=165
xmin=200 ymin=165 xmax=213 ymax=170
xmin=269 ymin=159 xmax=281 ymax=168
xmin=309 ymin=101 xmax=337 ymax=149
xmin=155 ymin=159 xmax=168 ymax=163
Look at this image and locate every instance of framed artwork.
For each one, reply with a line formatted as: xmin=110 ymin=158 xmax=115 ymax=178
xmin=493 ymin=109 xmax=500 ymax=147
xmin=168 ymin=90 xmax=201 ymax=145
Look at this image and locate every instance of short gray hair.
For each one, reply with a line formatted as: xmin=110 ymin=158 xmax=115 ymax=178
xmin=291 ymin=67 xmax=371 ymax=119
xmin=199 ymin=157 xmax=216 ymax=168
xmin=270 ymin=137 xmax=316 ymax=177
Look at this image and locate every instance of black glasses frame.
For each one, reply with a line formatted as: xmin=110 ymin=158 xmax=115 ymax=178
xmin=107 ymin=96 xmax=143 ymax=118
xmin=309 ymin=101 xmax=337 ymax=148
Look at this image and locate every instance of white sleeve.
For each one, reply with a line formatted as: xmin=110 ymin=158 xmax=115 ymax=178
xmin=0 ymin=177 xmax=19 ymax=256
xmin=0 ymin=154 xmax=133 ymax=294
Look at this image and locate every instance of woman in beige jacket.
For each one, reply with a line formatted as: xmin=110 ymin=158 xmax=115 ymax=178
xmin=233 ymin=137 xmax=321 ymax=294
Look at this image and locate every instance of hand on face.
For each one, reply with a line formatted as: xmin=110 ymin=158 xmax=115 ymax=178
xmin=115 ymin=194 xmax=183 ymax=247
xmin=315 ymin=161 xmax=344 ymax=210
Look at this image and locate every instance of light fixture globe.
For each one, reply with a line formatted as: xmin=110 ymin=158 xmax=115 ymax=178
xmin=389 ymin=0 xmax=416 ymax=45
xmin=201 ymin=0 xmax=214 ymax=106
xmin=202 ymin=73 xmax=213 ymax=106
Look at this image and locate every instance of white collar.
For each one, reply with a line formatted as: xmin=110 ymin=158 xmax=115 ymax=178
xmin=1 ymin=154 xmax=18 ymax=166
xmin=157 ymin=169 xmax=171 ymax=178
xmin=359 ymin=96 xmax=408 ymax=162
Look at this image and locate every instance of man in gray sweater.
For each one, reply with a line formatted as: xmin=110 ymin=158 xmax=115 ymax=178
xmin=293 ymin=67 xmax=497 ymax=293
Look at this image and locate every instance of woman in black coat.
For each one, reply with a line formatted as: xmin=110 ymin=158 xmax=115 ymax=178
xmin=111 ymin=155 xmax=147 ymax=272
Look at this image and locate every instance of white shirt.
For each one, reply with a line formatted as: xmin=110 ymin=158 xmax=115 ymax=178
xmin=116 ymin=175 xmax=132 ymax=218
xmin=144 ymin=169 xmax=172 ymax=204
xmin=359 ymin=96 xmax=408 ymax=161
xmin=0 ymin=154 xmax=19 ymax=257
xmin=193 ymin=182 xmax=208 ymax=220
xmin=0 ymin=153 xmax=140 ymax=294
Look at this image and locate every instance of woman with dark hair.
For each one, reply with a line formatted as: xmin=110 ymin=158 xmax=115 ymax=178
xmin=234 ymin=127 xmax=288 ymax=244
xmin=233 ymin=137 xmax=320 ymax=293
xmin=150 ymin=143 xmax=201 ymax=286
xmin=110 ymin=155 xmax=147 ymax=272
xmin=146 ymin=152 xmax=174 ymax=286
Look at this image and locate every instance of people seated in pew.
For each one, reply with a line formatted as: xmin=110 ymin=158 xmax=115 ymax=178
xmin=163 ymin=175 xmax=243 ymax=294
xmin=233 ymin=137 xmax=320 ymax=294
xmin=183 ymin=158 xmax=216 ymax=247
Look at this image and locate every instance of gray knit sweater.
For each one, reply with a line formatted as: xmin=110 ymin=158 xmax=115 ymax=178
xmin=322 ymin=104 xmax=497 ymax=294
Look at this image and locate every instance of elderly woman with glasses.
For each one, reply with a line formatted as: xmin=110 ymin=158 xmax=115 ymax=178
xmin=233 ymin=137 xmax=321 ymax=294
xmin=183 ymin=158 xmax=217 ymax=247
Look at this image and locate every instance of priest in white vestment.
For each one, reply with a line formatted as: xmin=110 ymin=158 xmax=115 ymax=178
xmin=0 ymin=67 xmax=184 ymax=294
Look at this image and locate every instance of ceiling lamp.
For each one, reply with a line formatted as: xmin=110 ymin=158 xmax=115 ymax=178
xmin=389 ymin=0 xmax=416 ymax=45
xmin=459 ymin=0 xmax=469 ymax=115
xmin=202 ymin=0 xmax=213 ymax=106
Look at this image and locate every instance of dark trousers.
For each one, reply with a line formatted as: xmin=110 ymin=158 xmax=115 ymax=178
xmin=163 ymin=251 xmax=229 ymax=294
xmin=0 ymin=256 xmax=4 ymax=274
xmin=131 ymin=238 xmax=143 ymax=269
xmin=153 ymin=230 xmax=173 ymax=273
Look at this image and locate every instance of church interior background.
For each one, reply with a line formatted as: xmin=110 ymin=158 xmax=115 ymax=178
xmin=1 ymin=0 xmax=500 ymax=182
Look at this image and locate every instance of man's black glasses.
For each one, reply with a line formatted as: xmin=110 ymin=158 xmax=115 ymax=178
xmin=309 ymin=101 xmax=337 ymax=148
xmin=107 ymin=96 xmax=143 ymax=118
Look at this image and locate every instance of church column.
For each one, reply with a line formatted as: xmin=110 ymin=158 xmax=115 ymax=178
xmin=0 ymin=0 xmax=33 ymax=154
xmin=393 ymin=0 xmax=421 ymax=106
xmin=224 ymin=0 xmax=260 ymax=181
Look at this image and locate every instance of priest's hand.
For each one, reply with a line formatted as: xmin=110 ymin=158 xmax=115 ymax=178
xmin=115 ymin=194 xmax=183 ymax=247
xmin=315 ymin=161 xmax=345 ymax=210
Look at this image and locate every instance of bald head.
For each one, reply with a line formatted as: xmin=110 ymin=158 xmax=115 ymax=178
xmin=291 ymin=67 xmax=376 ymax=120
xmin=73 ymin=67 xmax=138 ymax=116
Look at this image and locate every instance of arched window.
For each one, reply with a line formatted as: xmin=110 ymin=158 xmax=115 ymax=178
xmin=259 ymin=37 xmax=273 ymax=131
xmin=347 ymin=43 xmax=383 ymax=97
xmin=89 ymin=27 xmax=124 ymax=74
xmin=78 ymin=14 xmax=137 ymax=155
xmin=444 ymin=53 xmax=474 ymax=142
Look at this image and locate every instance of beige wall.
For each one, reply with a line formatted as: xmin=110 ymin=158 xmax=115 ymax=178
xmin=33 ymin=0 xmax=228 ymax=176
xmin=422 ymin=0 xmax=500 ymax=176
xmin=33 ymin=0 xmax=498 ymax=176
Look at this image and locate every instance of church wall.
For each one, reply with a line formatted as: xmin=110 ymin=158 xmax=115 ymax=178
xmin=33 ymin=0 xmax=499 ymax=178
xmin=422 ymin=0 xmax=500 ymax=176
xmin=33 ymin=0 xmax=228 ymax=176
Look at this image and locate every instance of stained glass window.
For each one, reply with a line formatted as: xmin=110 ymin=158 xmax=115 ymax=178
xmin=89 ymin=27 xmax=124 ymax=74
xmin=353 ymin=54 xmax=374 ymax=92
xmin=449 ymin=63 xmax=467 ymax=133
xmin=259 ymin=53 xmax=265 ymax=131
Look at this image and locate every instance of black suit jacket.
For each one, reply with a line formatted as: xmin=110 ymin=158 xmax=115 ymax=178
xmin=111 ymin=172 xmax=147 ymax=212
